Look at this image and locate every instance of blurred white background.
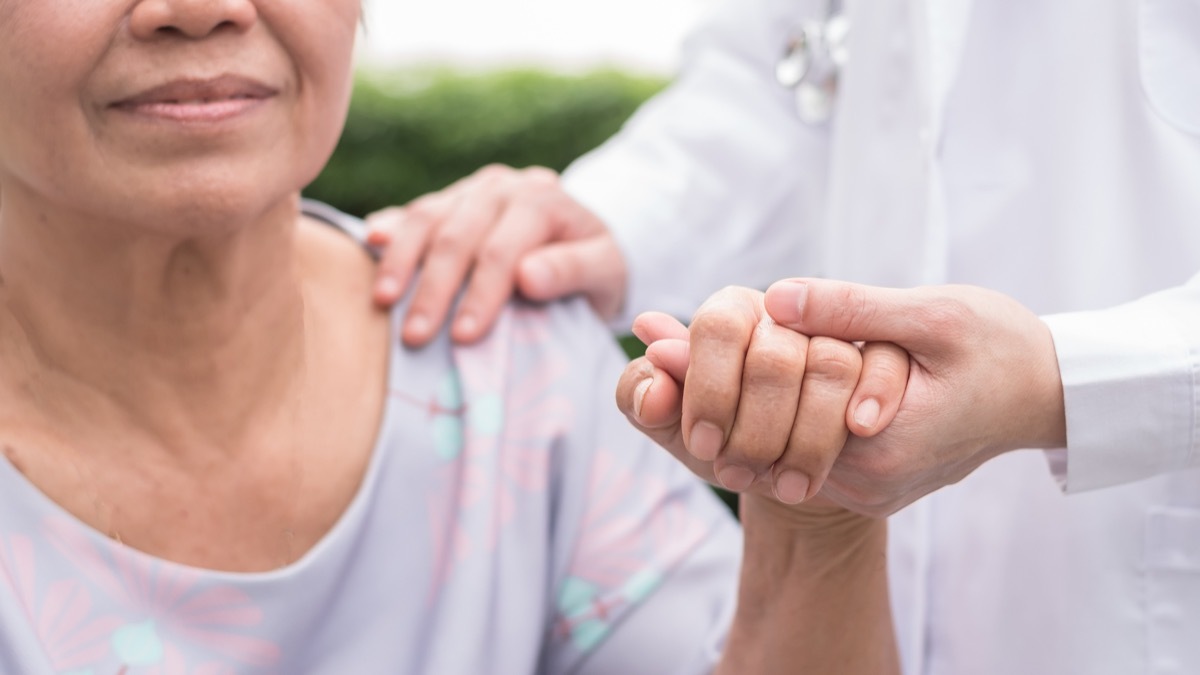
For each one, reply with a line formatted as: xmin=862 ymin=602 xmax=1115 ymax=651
xmin=357 ymin=0 xmax=718 ymax=74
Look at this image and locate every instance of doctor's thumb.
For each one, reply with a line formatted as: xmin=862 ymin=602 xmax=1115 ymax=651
xmin=764 ymin=278 xmax=940 ymax=350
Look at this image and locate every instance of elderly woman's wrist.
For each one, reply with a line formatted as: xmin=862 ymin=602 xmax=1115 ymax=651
xmin=719 ymin=495 xmax=894 ymax=675
xmin=737 ymin=494 xmax=885 ymax=582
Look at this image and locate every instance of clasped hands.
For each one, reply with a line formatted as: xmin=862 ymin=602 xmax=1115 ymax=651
xmin=616 ymin=279 xmax=1068 ymax=519
xmin=366 ymin=164 xmax=1067 ymax=520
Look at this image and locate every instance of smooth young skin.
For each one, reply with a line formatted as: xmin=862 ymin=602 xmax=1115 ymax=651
xmin=0 ymin=0 xmax=390 ymax=573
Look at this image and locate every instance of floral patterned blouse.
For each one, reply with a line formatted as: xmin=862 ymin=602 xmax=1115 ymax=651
xmin=0 ymin=202 xmax=741 ymax=674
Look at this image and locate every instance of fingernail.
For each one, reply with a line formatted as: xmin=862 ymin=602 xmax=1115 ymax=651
xmin=854 ymin=397 xmax=881 ymax=430
xmin=774 ymin=471 xmax=810 ymax=505
xmin=632 ymin=377 xmax=653 ymax=419
xmin=717 ymin=465 xmax=756 ymax=492
xmin=689 ymin=422 xmax=725 ymax=461
xmin=454 ymin=314 xmax=478 ymax=338
xmin=405 ymin=314 xmax=431 ymax=340
xmin=365 ymin=228 xmax=391 ymax=246
xmin=375 ymin=277 xmax=401 ymax=301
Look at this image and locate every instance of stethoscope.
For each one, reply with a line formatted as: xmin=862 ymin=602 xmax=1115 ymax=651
xmin=775 ymin=0 xmax=849 ymax=124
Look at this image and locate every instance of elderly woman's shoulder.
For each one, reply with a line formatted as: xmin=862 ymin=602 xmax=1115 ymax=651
xmin=296 ymin=201 xmax=379 ymax=299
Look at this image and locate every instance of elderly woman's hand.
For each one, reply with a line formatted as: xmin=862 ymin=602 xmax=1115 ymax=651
xmin=365 ymin=164 xmax=626 ymax=347
xmin=615 ymin=286 xmax=905 ymax=674
xmin=616 ymin=286 xmax=911 ymax=513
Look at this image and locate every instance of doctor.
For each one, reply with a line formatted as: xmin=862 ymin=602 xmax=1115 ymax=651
xmin=367 ymin=0 xmax=1200 ymax=673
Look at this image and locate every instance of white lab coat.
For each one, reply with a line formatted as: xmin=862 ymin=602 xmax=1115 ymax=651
xmin=563 ymin=0 xmax=1200 ymax=673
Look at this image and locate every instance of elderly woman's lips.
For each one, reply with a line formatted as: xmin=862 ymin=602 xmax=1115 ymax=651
xmin=111 ymin=75 xmax=278 ymax=123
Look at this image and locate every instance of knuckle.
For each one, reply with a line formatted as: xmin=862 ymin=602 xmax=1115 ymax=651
xmin=429 ymin=228 xmax=472 ymax=257
xmin=404 ymin=199 xmax=442 ymax=226
xmin=744 ymin=341 xmax=804 ymax=385
xmin=862 ymin=344 xmax=910 ymax=383
xmin=828 ymin=284 xmax=874 ymax=334
xmin=690 ymin=310 xmax=752 ymax=346
xmin=516 ymin=188 xmax=557 ymax=217
xmin=521 ymin=165 xmax=560 ymax=185
xmin=366 ymin=206 xmax=405 ymax=226
xmin=476 ymin=163 xmax=512 ymax=183
xmin=805 ymin=337 xmax=862 ymax=384
xmin=691 ymin=287 xmax=759 ymax=341
xmin=476 ymin=239 xmax=515 ymax=269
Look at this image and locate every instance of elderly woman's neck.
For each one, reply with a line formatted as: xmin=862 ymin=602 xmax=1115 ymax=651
xmin=0 ymin=193 xmax=314 ymax=444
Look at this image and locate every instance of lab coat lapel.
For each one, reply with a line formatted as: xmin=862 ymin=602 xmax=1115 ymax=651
xmin=823 ymin=0 xmax=930 ymax=287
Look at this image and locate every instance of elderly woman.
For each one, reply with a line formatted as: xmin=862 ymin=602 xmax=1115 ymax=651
xmin=0 ymin=1 xmax=897 ymax=673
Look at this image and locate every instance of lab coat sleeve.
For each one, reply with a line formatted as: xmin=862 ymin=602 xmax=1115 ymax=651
xmin=1042 ymin=272 xmax=1200 ymax=492
xmin=560 ymin=0 xmax=835 ymax=329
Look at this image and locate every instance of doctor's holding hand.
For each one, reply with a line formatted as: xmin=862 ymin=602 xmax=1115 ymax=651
xmin=368 ymin=0 xmax=1200 ymax=672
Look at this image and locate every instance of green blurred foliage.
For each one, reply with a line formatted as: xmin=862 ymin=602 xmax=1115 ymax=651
xmin=305 ymin=68 xmax=667 ymax=218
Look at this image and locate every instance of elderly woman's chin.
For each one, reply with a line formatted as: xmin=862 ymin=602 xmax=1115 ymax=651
xmin=130 ymin=160 xmax=325 ymax=235
xmin=49 ymin=146 xmax=332 ymax=238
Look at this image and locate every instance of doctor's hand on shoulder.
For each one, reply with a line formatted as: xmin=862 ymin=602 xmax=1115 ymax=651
xmin=365 ymin=164 xmax=627 ymax=347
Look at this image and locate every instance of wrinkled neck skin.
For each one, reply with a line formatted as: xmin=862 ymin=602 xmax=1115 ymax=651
xmin=0 ymin=184 xmax=310 ymax=452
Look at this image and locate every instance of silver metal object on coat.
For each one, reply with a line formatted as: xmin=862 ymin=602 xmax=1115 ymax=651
xmin=776 ymin=1 xmax=849 ymax=124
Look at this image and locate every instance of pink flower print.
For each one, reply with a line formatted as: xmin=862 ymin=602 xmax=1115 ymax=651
xmin=553 ymin=449 xmax=710 ymax=653
xmin=0 ymin=532 xmax=123 ymax=671
xmin=42 ymin=517 xmax=281 ymax=670
xmin=491 ymin=351 xmax=571 ymax=499
xmin=390 ymin=373 xmax=468 ymax=462
xmin=424 ymin=306 xmax=574 ymax=597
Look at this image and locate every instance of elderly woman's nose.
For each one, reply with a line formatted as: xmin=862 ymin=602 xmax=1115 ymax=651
xmin=129 ymin=0 xmax=259 ymax=40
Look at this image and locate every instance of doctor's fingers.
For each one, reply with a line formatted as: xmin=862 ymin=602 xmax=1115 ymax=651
xmin=368 ymin=165 xmax=518 ymax=305
xmin=392 ymin=165 xmax=559 ymax=347
xmin=846 ymin=342 xmax=911 ymax=437
xmin=366 ymin=192 xmax=454 ymax=307
xmin=764 ymin=278 xmax=959 ymax=354
xmin=680 ymin=287 xmax=767 ymax=467
xmin=448 ymin=181 xmax=595 ymax=343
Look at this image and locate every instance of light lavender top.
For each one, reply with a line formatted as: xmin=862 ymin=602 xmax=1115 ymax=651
xmin=0 ymin=202 xmax=741 ymax=675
